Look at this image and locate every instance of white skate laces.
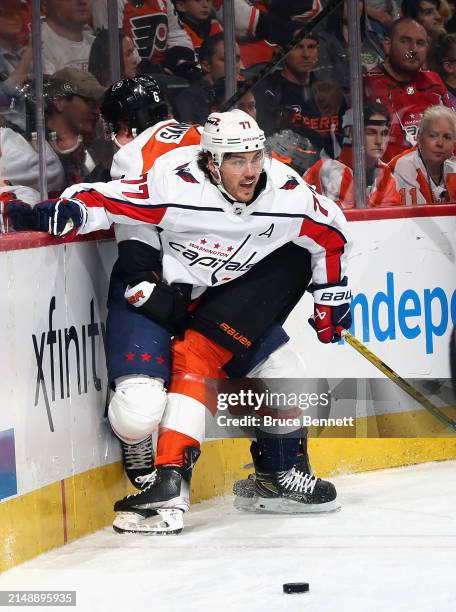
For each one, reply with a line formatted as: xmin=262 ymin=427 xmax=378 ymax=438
xmin=122 ymin=436 xmax=153 ymax=470
xmin=135 ymin=471 xmax=157 ymax=487
xmin=278 ymin=467 xmax=318 ymax=494
xmin=126 ymin=470 xmax=157 ymax=498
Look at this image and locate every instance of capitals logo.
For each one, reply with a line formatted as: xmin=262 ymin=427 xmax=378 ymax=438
xmin=174 ymin=162 xmax=199 ymax=184
xmin=280 ymin=176 xmax=299 ymax=190
xmin=168 ymin=235 xmax=258 ymax=284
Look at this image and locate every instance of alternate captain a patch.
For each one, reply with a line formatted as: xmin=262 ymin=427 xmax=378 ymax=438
xmin=174 ymin=162 xmax=200 ymax=183
xmin=280 ymin=176 xmax=299 ymax=190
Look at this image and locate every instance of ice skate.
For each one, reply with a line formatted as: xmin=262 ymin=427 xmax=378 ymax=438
xmin=113 ymin=446 xmax=200 ymax=534
xmin=234 ymin=441 xmax=339 ymax=513
xmin=121 ymin=435 xmax=155 ymax=489
xmin=233 ymin=439 xmax=312 ymax=498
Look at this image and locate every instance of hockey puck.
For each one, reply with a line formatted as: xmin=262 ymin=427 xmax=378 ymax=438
xmin=283 ymin=583 xmax=309 ymax=594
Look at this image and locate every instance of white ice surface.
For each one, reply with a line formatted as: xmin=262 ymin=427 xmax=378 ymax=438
xmin=1 ymin=461 xmax=455 ymax=612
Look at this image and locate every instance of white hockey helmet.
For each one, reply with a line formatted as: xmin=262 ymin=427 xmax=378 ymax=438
xmin=201 ymin=109 xmax=265 ymax=166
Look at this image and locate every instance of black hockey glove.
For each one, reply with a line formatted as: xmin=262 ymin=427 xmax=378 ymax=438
xmin=3 ymin=200 xmax=35 ymax=231
xmin=308 ymin=277 xmax=352 ymax=343
xmin=124 ymin=280 xmax=193 ymax=326
xmin=33 ymin=198 xmax=85 ymax=236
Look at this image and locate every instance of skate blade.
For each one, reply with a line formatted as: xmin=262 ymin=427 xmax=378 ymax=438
xmin=113 ymin=509 xmax=184 ymax=535
xmin=234 ymin=495 xmax=341 ymax=514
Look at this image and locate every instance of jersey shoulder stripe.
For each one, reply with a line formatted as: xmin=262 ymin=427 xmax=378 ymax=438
xmin=141 ymin=122 xmax=202 ymax=173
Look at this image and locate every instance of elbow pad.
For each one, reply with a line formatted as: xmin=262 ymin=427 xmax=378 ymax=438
xmin=117 ymin=239 xmax=162 ymax=286
xmin=125 ymin=280 xmax=193 ymax=326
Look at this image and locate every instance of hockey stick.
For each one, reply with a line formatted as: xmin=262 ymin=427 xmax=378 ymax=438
xmin=338 ymin=328 xmax=456 ymax=433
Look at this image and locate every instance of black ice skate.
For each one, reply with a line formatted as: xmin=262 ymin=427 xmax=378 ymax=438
xmin=233 ymin=439 xmax=312 ymax=497
xmin=113 ymin=446 xmax=201 ymax=535
xmin=233 ymin=441 xmax=339 ymax=513
xmin=121 ymin=435 xmax=155 ymax=489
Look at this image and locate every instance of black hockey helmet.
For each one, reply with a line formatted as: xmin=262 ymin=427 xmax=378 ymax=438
xmin=100 ymin=74 xmax=168 ymax=135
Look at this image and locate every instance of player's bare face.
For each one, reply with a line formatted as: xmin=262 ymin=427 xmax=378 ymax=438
xmin=387 ymin=23 xmax=428 ymax=75
xmin=364 ymin=116 xmax=390 ymax=166
xmin=418 ymin=117 xmax=456 ymax=167
xmin=219 ymin=151 xmax=264 ymax=202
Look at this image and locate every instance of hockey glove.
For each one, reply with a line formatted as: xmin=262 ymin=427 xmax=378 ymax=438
xmin=33 ymin=198 xmax=85 ymax=236
xmin=308 ymin=278 xmax=352 ymax=343
xmin=3 ymin=200 xmax=35 ymax=231
xmin=125 ymin=280 xmax=193 ymax=326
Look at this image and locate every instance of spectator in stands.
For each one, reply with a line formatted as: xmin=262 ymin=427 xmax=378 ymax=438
xmin=389 ymin=105 xmax=456 ymax=204
xmin=88 ymin=29 xmax=140 ymax=87
xmin=293 ymin=68 xmax=348 ymax=159
xmin=41 ymin=0 xmax=95 ymax=75
xmin=173 ymin=33 xmax=241 ymax=124
xmin=428 ymin=33 xmax=456 ymax=106
xmin=92 ymin=0 xmax=196 ymax=78
xmin=175 ymin=0 xmax=222 ymax=52
xmin=364 ymin=18 xmax=453 ymax=162
xmin=401 ymin=0 xmax=446 ymax=39
xmin=211 ymin=0 xmax=317 ymax=70
xmin=0 ymin=120 xmax=65 ymax=207
xmin=254 ymin=34 xmax=319 ymax=136
xmin=304 ymin=101 xmax=401 ymax=208
xmin=44 ymin=68 xmax=107 ymax=186
xmin=316 ymin=0 xmax=385 ymax=93
xmin=0 ymin=0 xmax=33 ymax=130
xmin=209 ymin=77 xmax=257 ymax=119
xmin=365 ymin=1 xmax=400 ymax=36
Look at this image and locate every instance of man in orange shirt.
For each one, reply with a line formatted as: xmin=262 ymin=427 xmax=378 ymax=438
xmin=304 ymin=101 xmax=401 ymax=208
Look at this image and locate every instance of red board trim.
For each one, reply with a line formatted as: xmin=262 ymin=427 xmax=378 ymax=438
xmin=0 ymin=205 xmax=455 ymax=252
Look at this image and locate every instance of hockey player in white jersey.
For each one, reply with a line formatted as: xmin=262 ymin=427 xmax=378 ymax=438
xmin=29 ymin=109 xmax=352 ymax=533
xmin=99 ymin=77 xmax=320 ymax=499
xmin=97 ymin=81 xmax=344 ymax=526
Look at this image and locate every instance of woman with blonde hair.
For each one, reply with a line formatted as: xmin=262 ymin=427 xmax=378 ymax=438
xmin=389 ymin=105 xmax=456 ymax=204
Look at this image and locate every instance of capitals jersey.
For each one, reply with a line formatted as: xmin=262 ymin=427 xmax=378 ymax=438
xmin=61 ymin=147 xmax=351 ymax=297
xmin=111 ymin=120 xmax=202 ymax=245
xmin=364 ymin=66 xmax=453 ymax=162
xmin=389 ymin=146 xmax=456 ymax=205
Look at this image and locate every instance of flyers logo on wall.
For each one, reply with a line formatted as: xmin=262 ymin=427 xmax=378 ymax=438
xmin=32 ymin=296 xmax=107 ymax=432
